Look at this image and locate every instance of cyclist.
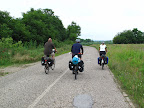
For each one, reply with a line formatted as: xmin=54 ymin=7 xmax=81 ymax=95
xmin=99 ymin=42 xmax=107 ymax=65
xmin=71 ymin=39 xmax=84 ymax=72
xmin=44 ymin=37 xmax=57 ymax=60
xmin=71 ymin=39 xmax=83 ymax=59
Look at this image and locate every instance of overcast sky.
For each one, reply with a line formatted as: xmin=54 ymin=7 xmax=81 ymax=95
xmin=1 ymin=0 xmax=144 ymax=40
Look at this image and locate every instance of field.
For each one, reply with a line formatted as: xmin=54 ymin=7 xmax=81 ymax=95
xmin=91 ymin=44 xmax=144 ymax=108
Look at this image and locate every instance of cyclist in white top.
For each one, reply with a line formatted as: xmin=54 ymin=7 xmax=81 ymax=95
xmin=99 ymin=42 xmax=107 ymax=56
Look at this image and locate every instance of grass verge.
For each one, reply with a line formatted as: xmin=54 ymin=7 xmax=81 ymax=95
xmin=0 ymin=44 xmax=71 ymax=76
xmin=91 ymin=44 xmax=144 ymax=108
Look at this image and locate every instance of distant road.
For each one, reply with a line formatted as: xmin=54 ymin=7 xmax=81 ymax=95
xmin=0 ymin=46 xmax=131 ymax=108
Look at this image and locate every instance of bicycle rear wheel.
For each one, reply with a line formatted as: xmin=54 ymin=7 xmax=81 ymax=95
xmin=45 ymin=63 xmax=49 ymax=74
xmin=75 ymin=71 xmax=78 ymax=80
xmin=74 ymin=66 xmax=78 ymax=80
xmin=102 ymin=63 xmax=104 ymax=70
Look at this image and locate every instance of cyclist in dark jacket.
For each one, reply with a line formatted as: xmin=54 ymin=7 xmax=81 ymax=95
xmin=71 ymin=39 xmax=83 ymax=59
xmin=70 ymin=39 xmax=84 ymax=72
xmin=44 ymin=38 xmax=57 ymax=60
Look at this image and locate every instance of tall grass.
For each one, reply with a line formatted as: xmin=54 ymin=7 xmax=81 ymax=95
xmin=91 ymin=44 xmax=144 ymax=108
xmin=0 ymin=38 xmax=72 ymax=68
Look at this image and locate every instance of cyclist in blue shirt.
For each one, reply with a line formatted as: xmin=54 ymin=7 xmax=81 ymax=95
xmin=70 ymin=39 xmax=84 ymax=72
xmin=71 ymin=39 xmax=84 ymax=59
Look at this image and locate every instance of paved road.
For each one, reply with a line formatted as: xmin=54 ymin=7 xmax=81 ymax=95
xmin=0 ymin=46 xmax=131 ymax=108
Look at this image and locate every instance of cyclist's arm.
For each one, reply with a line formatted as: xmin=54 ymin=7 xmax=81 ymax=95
xmin=54 ymin=48 xmax=57 ymax=52
xmin=52 ymin=44 xmax=57 ymax=52
xmin=105 ymin=47 xmax=107 ymax=52
xmin=99 ymin=44 xmax=101 ymax=52
xmin=105 ymin=45 xmax=107 ymax=52
xmin=81 ymin=45 xmax=84 ymax=54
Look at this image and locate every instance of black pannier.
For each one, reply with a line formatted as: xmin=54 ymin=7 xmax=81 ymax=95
xmin=69 ymin=60 xmax=74 ymax=70
xmin=78 ymin=60 xmax=84 ymax=72
xmin=41 ymin=57 xmax=53 ymax=66
xmin=69 ymin=60 xmax=84 ymax=72
xmin=41 ymin=57 xmax=45 ymax=65
xmin=46 ymin=58 xmax=53 ymax=66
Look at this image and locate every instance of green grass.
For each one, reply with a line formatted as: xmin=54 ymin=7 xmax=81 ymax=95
xmin=0 ymin=38 xmax=73 ymax=77
xmin=0 ymin=44 xmax=71 ymax=68
xmin=0 ymin=38 xmax=73 ymax=68
xmin=91 ymin=44 xmax=144 ymax=108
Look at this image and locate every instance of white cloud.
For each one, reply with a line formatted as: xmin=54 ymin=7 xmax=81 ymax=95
xmin=1 ymin=0 xmax=144 ymax=40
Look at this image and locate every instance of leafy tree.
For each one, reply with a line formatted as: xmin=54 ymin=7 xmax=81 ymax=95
xmin=22 ymin=8 xmax=67 ymax=44
xmin=11 ymin=18 xmax=31 ymax=42
xmin=67 ymin=21 xmax=81 ymax=41
xmin=0 ymin=24 xmax=13 ymax=38
xmin=80 ymin=38 xmax=93 ymax=43
xmin=132 ymin=28 xmax=143 ymax=43
xmin=0 ymin=9 xmax=81 ymax=45
xmin=113 ymin=28 xmax=144 ymax=44
xmin=0 ymin=11 xmax=13 ymax=38
xmin=0 ymin=11 xmax=12 ymax=25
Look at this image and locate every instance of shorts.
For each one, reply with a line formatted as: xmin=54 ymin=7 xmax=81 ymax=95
xmin=51 ymin=52 xmax=55 ymax=56
xmin=45 ymin=52 xmax=55 ymax=57
xmin=100 ymin=51 xmax=106 ymax=56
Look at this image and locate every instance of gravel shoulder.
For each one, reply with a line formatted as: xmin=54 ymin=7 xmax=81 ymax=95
xmin=0 ymin=62 xmax=38 ymax=74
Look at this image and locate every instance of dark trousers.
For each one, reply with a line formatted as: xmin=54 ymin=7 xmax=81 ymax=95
xmin=100 ymin=51 xmax=106 ymax=56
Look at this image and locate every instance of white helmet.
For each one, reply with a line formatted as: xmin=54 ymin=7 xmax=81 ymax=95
xmin=76 ymin=39 xmax=80 ymax=43
xmin=102 ymin=42 xmax=105 ymax=44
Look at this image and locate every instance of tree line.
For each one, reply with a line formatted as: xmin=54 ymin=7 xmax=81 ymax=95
xmin=0 ymin=8 xmax=81 ymax=45
xmin=113 ymin=28 xmax=144 ymax=44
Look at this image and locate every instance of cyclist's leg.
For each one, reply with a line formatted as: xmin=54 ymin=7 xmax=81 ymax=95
xmin=103 ymin=52 xmax=107 ymax=63
xmin=51 ymin=52 xmax=55 ymax=64
xmin=99 ymin=51 xmax=104 ymax=65
xmin=100 ymin=51 xmax=103 ymax=56
xmin=78 ymin=54 xmax=82 ymax=60
xmin=100 ymin=51 xmax=106 ymax=64
xmin=51 ymin=52 xmax=55 ymax=60
xmin=72 ymin=53 xmax=75 ymax=58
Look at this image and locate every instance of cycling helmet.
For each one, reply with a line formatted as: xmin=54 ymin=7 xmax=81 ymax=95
xmin=76 ymin=39 xmax=80 ymax=43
